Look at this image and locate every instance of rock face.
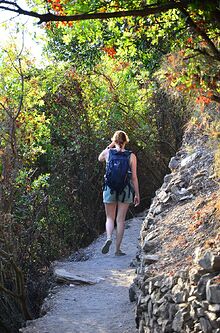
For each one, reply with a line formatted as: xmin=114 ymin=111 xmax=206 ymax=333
xmin=132 ymin=127 xmax=220 ymax=333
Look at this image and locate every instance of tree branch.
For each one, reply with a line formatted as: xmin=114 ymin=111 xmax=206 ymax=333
xmin=184 ymin=46 xmax=219 ymax=60
xmin=15 ymin=58 xmax=24 ymax=120
xmin=211 ymin=94 xmax=220 ymax=104
xmin=178 ymin=5 xmax=220 ymax=61
xmin=0 ymin=283 xmax=19 ymax=298
xmin=0 ymin=0 xmax=192 ymax=24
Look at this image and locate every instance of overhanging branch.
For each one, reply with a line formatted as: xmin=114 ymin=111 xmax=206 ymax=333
xmin=178 ymin=5 xmax=220 ymax=61
xmin=0 ymin=0 xmax=192 ymax=24
xmin=0 ymin=0 xmax=219 ymax=61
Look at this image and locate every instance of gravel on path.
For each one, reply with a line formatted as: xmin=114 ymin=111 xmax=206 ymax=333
xmin=20 ymin=216 xmax=143 ymax=333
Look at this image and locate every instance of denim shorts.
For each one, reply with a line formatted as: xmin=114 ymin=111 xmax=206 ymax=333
xmin=103 ymin=185 xmax=134 ymax=204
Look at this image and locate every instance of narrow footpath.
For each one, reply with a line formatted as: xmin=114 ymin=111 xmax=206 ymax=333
xmin=21 ymin=215 xmax=143 ymax=333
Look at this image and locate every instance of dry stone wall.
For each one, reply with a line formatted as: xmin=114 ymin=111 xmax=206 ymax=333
xmin=132 ymin=128 xmax=220 ymax=333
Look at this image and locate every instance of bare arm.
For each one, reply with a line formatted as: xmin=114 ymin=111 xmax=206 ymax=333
xmin=98 ymin=148 xmax=108 ymax=162
xmin=98 ymin=141 xmax=115 ymax=162
xmin=130 ymin=153 xmax=140 ymax=206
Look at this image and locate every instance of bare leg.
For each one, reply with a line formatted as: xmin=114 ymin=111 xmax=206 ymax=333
xmin=115 ymin=202 xmax=129 ymax=253
xmin=104 ymin=203 xmax=117 ymax=239
xmin=102 ymin=203 xmax=117 ymax=254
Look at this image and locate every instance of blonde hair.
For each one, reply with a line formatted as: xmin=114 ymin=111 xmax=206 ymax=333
xmin=111 ymin=130 xmax=129 ymax=148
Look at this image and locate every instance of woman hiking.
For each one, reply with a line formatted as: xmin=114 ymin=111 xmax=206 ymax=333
xmin=98 ymin=130 xmax=140 ymax=256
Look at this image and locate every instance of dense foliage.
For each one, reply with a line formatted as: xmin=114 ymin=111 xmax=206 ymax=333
xmin=0 ymin=1 xmax=219 ymax=332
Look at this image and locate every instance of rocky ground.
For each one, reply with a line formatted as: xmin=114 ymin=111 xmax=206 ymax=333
xmin=20 ymin=216 xmax=143 ymax=333
xmin=133 ymin=127 xmax=220 ymax=333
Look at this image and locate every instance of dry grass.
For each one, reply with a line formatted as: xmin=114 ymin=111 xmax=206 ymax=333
xmin=215 ymin=144 xmax=220 ymax=179
xmin=148 ymin=190 xmax=220 ymax=276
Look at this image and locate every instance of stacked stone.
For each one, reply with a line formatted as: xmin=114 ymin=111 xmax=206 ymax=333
xmin=132 ymin=127 xmax=220 ymax=333
xmin=141 ymin=134 xmax=216 ymax=233
xmin=132 ymin=251 xmax=220 ymax=333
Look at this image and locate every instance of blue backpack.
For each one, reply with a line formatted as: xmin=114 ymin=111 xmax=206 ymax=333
xmin=104 ymin=149 xmax=132 ymax=198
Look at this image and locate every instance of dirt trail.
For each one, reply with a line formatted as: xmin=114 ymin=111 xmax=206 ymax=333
xmin=21 ymin=216 xmax=143 ymax=333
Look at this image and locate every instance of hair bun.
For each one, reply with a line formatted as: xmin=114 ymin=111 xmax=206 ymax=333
xmin=111 ymin=130 xmax=129 ymax=145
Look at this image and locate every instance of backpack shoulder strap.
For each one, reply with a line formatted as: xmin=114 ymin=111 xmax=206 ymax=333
xmin=108 ymin=149 xmax=132 ymax=159
xmin=125 ymin=150 xmax=132 ymax=156
xmin=107 ymin=148 xmax=116 ymax=161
